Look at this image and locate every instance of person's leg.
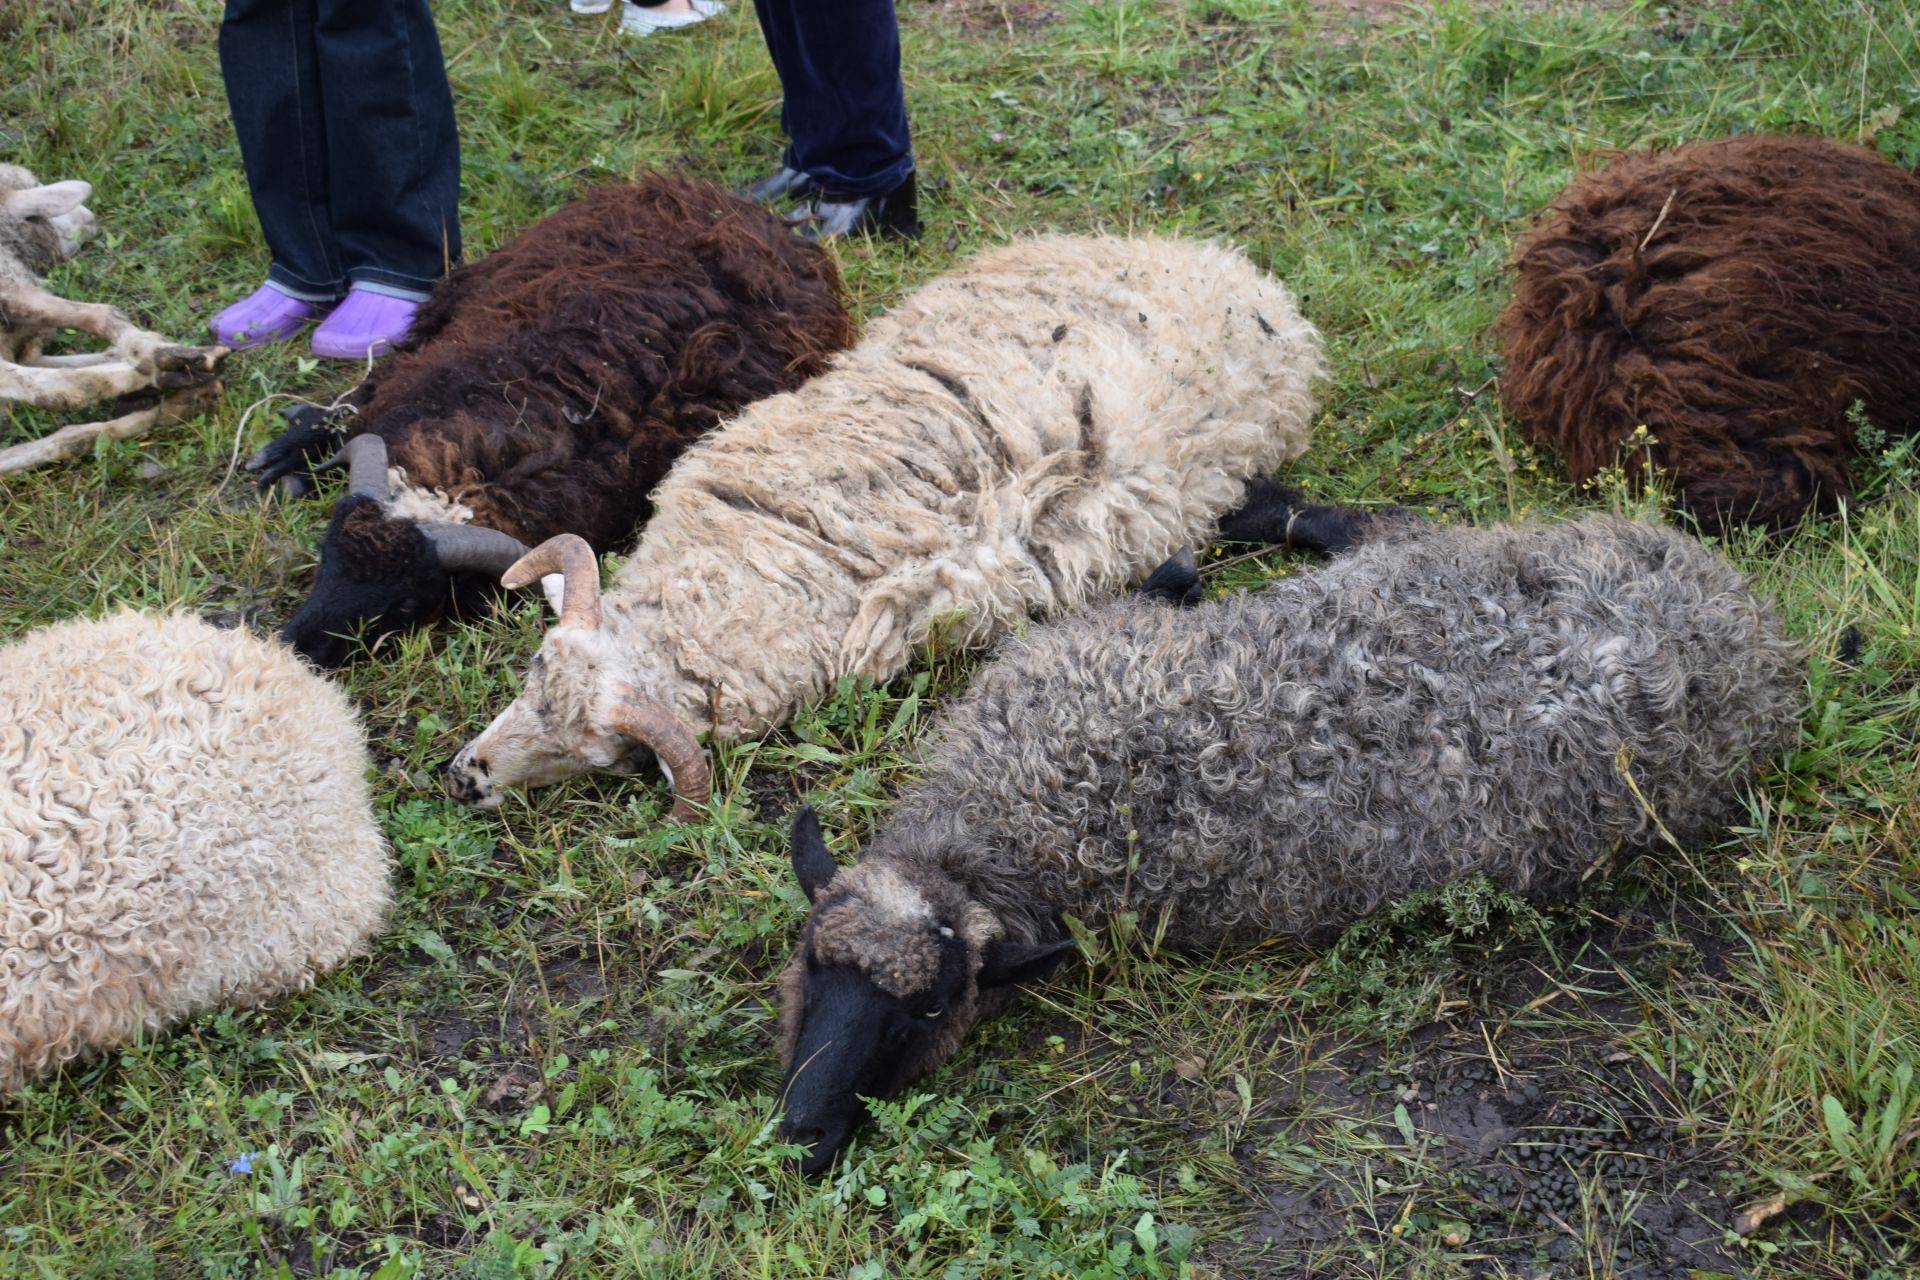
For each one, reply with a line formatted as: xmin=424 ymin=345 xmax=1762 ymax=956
xmin=737 ymin=0 xmax=814 ymax=203
xmin=752 ymin=0 xmax=916 ymax=238
xmin=313 ymin=0 xmax=460 ymax=301
xmin=305 ymin=0 xmax=461 ymax=358
xmin=766 ymin=0 xmax=911 ymax=198
xmin=215 ymin=0 xmax=345 ymax=345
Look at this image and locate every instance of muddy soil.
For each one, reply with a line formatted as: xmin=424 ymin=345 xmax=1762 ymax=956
xmin=1224 ymin=1010 xmax=1747 ymax=1278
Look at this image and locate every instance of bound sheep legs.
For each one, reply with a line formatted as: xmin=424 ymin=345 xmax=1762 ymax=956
xmin=1136 ymin=480 xmax=1422 ymax=609
xmin=0 ymin=381 xmax=225 ymax=473
xmin=1215 ymin=477 xmax=1424 ymax=557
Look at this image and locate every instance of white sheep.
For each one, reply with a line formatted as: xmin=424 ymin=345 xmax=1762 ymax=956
xmin=0 ymin=610 xmax=391 ymax=1091
xmin=443 ymin=233 xmax=1324 ymax=817
xmin=0 ymin=164 xmax=226 ymax=474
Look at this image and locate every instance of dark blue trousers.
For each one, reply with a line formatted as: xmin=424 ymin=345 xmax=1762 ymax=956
xmin=752 ymin=0 xmax=913 ymax=196
xmin=219 ymin=0 xmax=461 ymax=302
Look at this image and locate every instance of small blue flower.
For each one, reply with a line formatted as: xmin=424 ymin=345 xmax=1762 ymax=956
xmin=225 ymin=1152 xmax=258 ymax=1176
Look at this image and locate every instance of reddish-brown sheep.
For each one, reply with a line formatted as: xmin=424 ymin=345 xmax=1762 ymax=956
xmin=1498 ymin=133 xmax=1920 ymax=533
xmin=251 ymin=174 xmax=855 ymax=666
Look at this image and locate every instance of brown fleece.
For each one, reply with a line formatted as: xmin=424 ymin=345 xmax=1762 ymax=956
xmin=342 ymin=174 xmax=856 ymax=553
xmin=1498 ymin=133 xmax=1920 ymax=533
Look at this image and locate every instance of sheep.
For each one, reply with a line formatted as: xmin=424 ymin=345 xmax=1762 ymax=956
xmin=441 ymin=233 xmax=1325 ymax=817
xmin=245 ymin=175 xmax=856 ymax=667
xmin=1498 ymin=133 xmax=1920 ymax=534
xmin=771 ymin=494 xmax=1805 ymax=1172
xmin=0 ymin=164 xmax=227 ymax=474
xmin=0 ymin=609 xmax=392 ymax=1091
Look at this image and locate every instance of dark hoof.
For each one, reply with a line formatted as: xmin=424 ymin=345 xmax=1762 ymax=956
xmin=152 ymin=345 xmax=227 ymax=389
xmin=1136 ymin=545 xmax=1202 ymax=608
xmin=108 ymin=387 xmax=165 ymax=414
xmin=245 ymin=402 xmax=348 ymax=491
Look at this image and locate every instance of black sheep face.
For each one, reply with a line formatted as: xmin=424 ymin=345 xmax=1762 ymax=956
xmin=280 ymin=496 xmax=458 ymax=667
xmin=772 ymin=810 xmax=1074 ymax=1176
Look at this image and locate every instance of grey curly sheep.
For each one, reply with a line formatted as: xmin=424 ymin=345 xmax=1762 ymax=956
xmin=0 ymin=610 xmax=391 ymax=1091
xmin=772 ymin=497 xmax=1805 ymax=1171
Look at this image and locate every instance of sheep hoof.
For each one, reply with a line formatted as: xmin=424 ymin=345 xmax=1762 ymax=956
xmin=151 ymin=345 xmax=228 ymax=390
xmin=1136 ymin=545 xmax=1202 ymax=608
xmin=246 ymin=408 xmax=344 ymax=491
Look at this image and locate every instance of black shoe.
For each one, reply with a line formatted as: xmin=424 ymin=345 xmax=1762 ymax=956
xmin=739 ymin=165 xmax=818 ymax=205
xmin=795 ymin=172 xmax=920 ymax=242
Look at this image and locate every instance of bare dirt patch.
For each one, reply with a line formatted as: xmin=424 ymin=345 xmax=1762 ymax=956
xmin=1220 ymin=1012 xmax=1747 ymax=1279
xmin=931 ymin=0 xmax=1064 ymax=33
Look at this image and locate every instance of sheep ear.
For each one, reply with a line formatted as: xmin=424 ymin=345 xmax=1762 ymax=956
xmin=540 ymin=572 xmax=566 ymax=617
xmin=790 ymin=806 xmax=838 ymax=900
xmin=977 ymin=938 xmax=1077 ymax=990
xmin=8 ymin=180 xmax=91 ymax=218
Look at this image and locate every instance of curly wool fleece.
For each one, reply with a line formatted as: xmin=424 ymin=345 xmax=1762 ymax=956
xmin=867 ymin=514 xmax=1806 ymax=952
xmin=0 ymin=610 xmax=391 ymax=1090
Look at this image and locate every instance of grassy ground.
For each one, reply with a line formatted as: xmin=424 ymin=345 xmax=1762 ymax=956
xmin=3 ymin=0 xmax=1919 ymax=1275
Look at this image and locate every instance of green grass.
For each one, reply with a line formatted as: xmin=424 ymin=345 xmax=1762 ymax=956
xmin=4 ymin=0 xmax=1920 ymax=1275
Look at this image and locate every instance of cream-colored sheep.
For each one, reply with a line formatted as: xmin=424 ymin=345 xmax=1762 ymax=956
xmin=445 ymin=233 xmax=1323 ymax=817
xmin=0 ymin=610 xmax=391 ymax=1090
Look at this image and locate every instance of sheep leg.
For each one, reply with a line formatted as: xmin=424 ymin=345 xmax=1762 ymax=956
xmin=244 ymin=403 xmax=352 ymax=495
xmin=2 ymin=283 xmax=226 ymax=384
xmin=5 ymin=282 xmax=148 ymax=349
xmin=1214 ymin=477 xmax=1425 ymax=558
xmin=0 ymin=355 xmax=168 ymax=411
xmin=29 ymin=352 xmax=119 ymax=367
xmin=0 ymin=382 xmax=221 ymax=474
xmin=1135 ymin=545 xmax=1202 ymax=608
xmin=2 ymin=341 xmax=224 ymax=407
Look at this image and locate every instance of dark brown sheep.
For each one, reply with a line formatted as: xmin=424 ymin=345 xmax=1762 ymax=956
xmin=251 ymin=174 xmax=856 ymax=666
xmin=1497 ymin=133 xmax=1920 ymax=534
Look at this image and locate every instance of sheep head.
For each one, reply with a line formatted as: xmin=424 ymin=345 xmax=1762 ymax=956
xmin=443 ymin=534 xmax=711 ymax=821
xmin=773 ymin=808 xmax=1074 ymax=1175
xmin=0 ymin=167 xmax=96 ymax=275
xmin=280 ymin=435 xmax=533 ymax=666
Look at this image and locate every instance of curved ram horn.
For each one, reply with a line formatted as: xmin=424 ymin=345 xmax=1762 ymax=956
xmin=604 ymin=690 xmax=711 ymax=823
xmin=501 ymin=533 xmax=601 ymax=631
xmin=318 ymin=433 xmax=393 ymax=503
xmin=420 ymin=523 xmax=532 ymax=577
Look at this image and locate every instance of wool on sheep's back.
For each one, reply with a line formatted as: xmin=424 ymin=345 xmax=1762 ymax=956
xmin=615 ymin=233 xmax=1324 ymax=739
xmin=0 ymin=610 xmax=390 ymax=1090
xmin=882 ymin=514 xmax=1805 ymax=949
xmin=1498 ymin=133 xmax=1920 ymax=532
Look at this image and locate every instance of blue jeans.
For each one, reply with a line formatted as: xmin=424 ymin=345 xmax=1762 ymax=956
xmin=752 ymin=0 xmax=913 ymax=196
xmin=219 ymin=0 xmax=461 ymax=302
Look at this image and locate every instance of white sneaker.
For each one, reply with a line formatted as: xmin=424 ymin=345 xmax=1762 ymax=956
xmin=571 ymin=0 xmax=613 ymax=12
xmin=618 ymin=0 xmax=724 ymax=35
